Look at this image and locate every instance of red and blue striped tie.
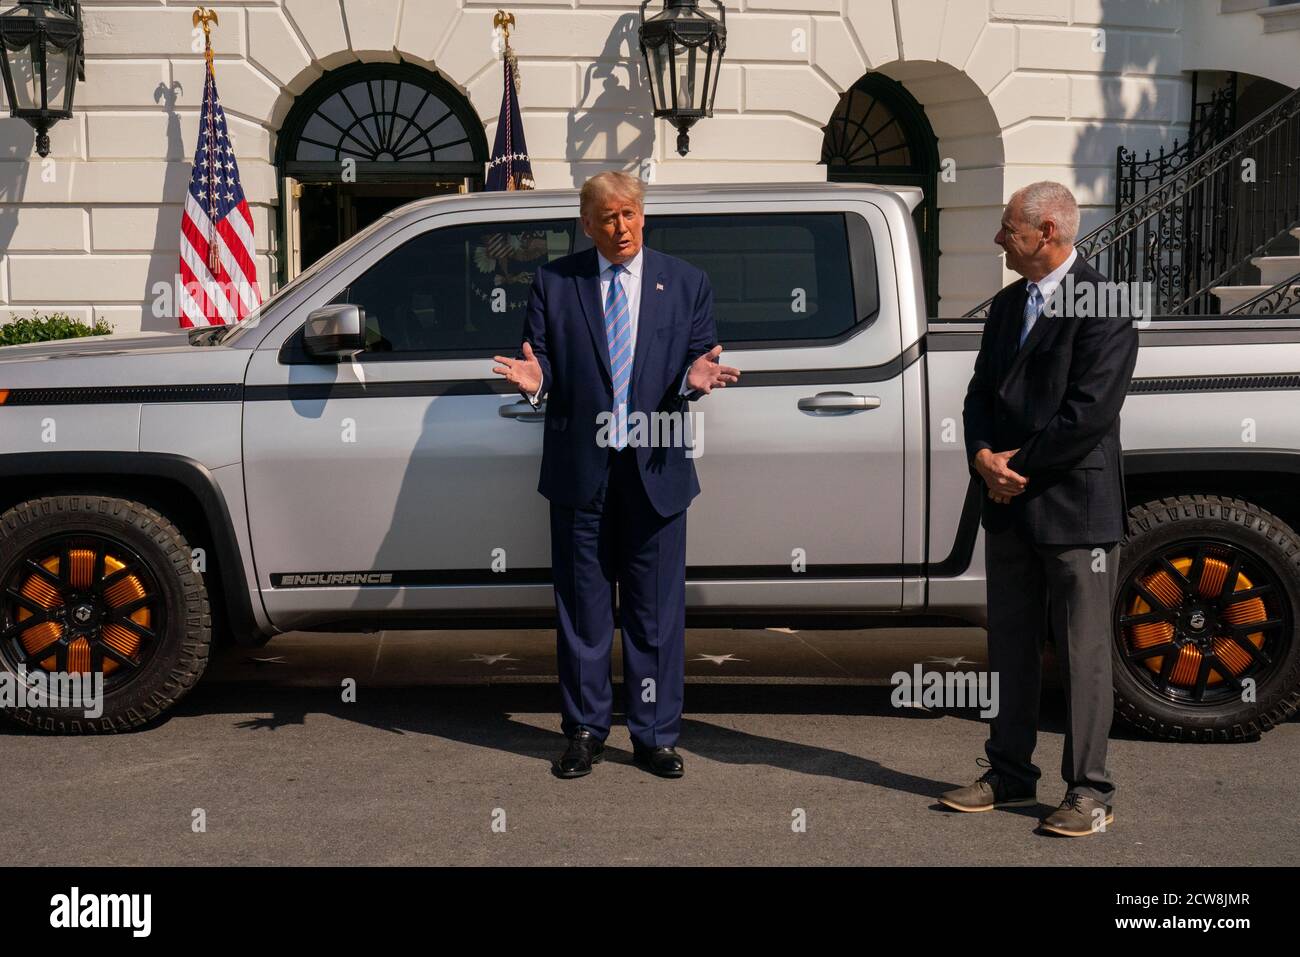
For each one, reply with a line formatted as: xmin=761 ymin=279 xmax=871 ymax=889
xmin=604 ymin=262 xmax=632 ymax=449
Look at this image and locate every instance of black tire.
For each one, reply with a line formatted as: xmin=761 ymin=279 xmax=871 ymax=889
xmin=1114 ymin=494 xmax=1300 ymax=741
xmin=0 ymin=495 xmax=211 ymax=732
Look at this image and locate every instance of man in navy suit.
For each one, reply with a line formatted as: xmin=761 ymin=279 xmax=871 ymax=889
xmin=492 ymin=171 xmax=740 ymax=779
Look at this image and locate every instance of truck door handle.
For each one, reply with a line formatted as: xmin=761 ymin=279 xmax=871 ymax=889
xmin=797 ymin=392 xmax=881 ymax=415
xmin=499 ymin=400 xmax=546 ymax=422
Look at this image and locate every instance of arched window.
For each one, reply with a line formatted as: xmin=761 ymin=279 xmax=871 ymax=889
xmin=279 ymin=62 xmax=486 ymax=177
xmin=822 ymin=85 xmax=914 ymax=168
xmin=275 ymin=62 xmax=489 ymax=279
xmin=822 ymin=73 xmax=940 ymax=315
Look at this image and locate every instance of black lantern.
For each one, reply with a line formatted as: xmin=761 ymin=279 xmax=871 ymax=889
xmin=638 ymin=0 xmax=726 ymax=157
xmin=0 ymin=0 xmax=84 ymax=157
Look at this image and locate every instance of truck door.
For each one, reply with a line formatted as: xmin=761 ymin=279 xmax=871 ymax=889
xmin=241 ymin=211 xmax=578 ymax=630
xmin=644 ymin=201 xmax=909 ymax=612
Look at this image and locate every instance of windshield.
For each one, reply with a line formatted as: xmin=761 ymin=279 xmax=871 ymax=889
xmin=213 ymin=213 xmax=396 ymax=346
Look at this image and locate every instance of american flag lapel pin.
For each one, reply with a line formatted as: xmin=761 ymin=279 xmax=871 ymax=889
xmin=656 ymin=281 xmax=664 ymax=291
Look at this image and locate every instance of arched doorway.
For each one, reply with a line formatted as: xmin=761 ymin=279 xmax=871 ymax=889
xmin=821 ymin=73 xmax=941 ymax=315
xmin=275 ymin=62 xmax=489 ymax=280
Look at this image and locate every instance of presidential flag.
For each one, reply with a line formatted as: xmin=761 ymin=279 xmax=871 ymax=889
xmin=178 ymin=59 xmax=262 ymax=327
xmin=485 ymin=40 xmax=534 ymax=191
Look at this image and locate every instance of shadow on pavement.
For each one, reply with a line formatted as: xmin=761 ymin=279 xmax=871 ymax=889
xmin=136 ymin=681 xmax=1086 ymax=800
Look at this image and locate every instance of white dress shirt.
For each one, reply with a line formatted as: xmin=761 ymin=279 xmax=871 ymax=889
xmin=527 ymin=246 xmax=694 ymax=406
xmin=1022 ymin=245 xmax=1078 ymax=343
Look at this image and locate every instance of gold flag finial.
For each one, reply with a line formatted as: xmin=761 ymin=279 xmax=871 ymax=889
xmin=193 ymin=7 xmax=219 ymax=68
xmin=494 ymin=10 xmax=520 ymax=93
xmin=493 ymin=9 xmax=515 ymax=40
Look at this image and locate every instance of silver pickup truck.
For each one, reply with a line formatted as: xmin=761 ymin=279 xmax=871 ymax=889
xmin=2 ymin=182 xmax=1298 ymax=743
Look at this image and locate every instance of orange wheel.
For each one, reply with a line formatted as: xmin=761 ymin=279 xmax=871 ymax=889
xmin=4 ymin=535 xmax=162 ymax=686
xmin=1113 ymin=495 xmax=1300 ymax=742
xmin=1 ymin=495 xmax=211 ymax=733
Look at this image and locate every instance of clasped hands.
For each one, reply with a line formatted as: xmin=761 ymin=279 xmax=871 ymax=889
xmin=974 ymin=447 xmax=1027 ymax=505
xmin=492 ymin=342 xmax=741 ymax=397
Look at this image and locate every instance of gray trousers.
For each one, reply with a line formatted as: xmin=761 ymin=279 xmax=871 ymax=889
xmin=984 ymin=523 xmax=1119 ymax=805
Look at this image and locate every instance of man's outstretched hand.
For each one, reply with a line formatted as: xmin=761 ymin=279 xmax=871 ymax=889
xmin=687 ymin=344 xmax=741 ymax=394
xmin=493 ymin=341 xmax=543 ymax=396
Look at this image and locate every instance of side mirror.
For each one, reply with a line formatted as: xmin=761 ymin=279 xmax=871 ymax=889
xmin=303 ymin=304 xmax=366 ymax=360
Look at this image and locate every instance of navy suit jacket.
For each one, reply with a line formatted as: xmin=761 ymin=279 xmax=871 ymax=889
xmin=521 ymin=245 xmax=716 ymax=517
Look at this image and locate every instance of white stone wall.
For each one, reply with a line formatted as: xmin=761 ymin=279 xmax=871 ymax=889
xmin=0 ymin=0 xmax=1294 ymax=330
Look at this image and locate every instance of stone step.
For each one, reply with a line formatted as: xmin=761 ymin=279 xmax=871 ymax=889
xmin=1213 ymin=285 xmax=1300 ymax=313
xmin=1252 ymin=255 xmax=1300 ymax=286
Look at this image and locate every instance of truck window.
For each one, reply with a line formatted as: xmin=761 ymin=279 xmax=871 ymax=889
xmin=642 ymin=211 xmax=876 ymax=344
xmin=333 ymin=219 xmax=577 ymax=355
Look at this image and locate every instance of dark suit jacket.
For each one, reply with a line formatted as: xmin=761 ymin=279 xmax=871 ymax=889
xmin=962 ymin=255 xmax=1139 ymax=545
xmin=521 ymin=245 xmax=716 ymax=518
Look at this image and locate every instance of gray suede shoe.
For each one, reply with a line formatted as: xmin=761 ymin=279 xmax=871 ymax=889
xmin=1039 ymin=792 xmax=1113 ymax=837
xmin=939 ymin=761 xmax=1037 ymax=812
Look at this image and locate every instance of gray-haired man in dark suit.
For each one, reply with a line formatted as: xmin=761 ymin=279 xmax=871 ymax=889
xmin=942 ymin=181 xmax=1139 ymax=837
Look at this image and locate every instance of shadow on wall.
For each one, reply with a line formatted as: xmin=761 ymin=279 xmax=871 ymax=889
xmin=142 ymin=79 xmax=194 ymax=333
xmin=1069 ymin=0 xmax=1182 ymax=239
xmin=854 ymin=59 xmax=1006 ymax=318
xmin=567 ymin=13 xmax=655 ymax=186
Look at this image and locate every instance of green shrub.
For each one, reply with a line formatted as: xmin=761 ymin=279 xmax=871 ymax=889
xmin=0 ymin=312 xmax=114 ymax=346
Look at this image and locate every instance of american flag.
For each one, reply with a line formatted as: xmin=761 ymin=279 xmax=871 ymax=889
xmin=178 ymin=62 xmax=261 ymax=328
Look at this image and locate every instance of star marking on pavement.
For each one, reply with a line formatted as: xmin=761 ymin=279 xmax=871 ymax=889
xmin=462 ymin=653 xmax=521 ymax=665
xmin=925 ymin=655 xmax=980 ymax=668
xmin=692 ymin=653 xmax=748 ymax=666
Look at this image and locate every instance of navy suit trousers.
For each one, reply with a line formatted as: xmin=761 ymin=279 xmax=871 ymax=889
xmin=550 ymin=446 xmax=687 ymax=748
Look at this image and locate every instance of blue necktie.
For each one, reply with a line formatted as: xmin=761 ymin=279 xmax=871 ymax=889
xmin=1019 ymin=283 xmax=1043 ymax=349
xmin=604 ymin=262 xmax=632 ymax=450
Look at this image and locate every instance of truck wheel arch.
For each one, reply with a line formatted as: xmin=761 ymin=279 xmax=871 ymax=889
xmin=0 ymin=451 xmax=272 ymax=647
xmin=1124 ymin=448 xmax=1300 ymax=536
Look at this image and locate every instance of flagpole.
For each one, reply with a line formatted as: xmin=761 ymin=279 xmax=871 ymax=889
xmin=194 ymin=6 xmax=221 ymax=274
xmin=194 ymin=5 xmax=217 ymax=73
xmin=485 ymin=9 xmax=533 ymax=192
xmin=494 ymin=10 xmax=518 ymax=191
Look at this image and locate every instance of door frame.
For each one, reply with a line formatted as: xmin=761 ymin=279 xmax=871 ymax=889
xmin=823 ymin=72 xmax=941 ymax=317
xmin=272 ymin=61 xmax=490 ymax=289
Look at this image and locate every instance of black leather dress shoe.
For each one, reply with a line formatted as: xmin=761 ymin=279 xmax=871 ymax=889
xmin=632 ymin=743 xmax=684 ymax=778
xmin=554 ymin=730 xmax=604 ymax=779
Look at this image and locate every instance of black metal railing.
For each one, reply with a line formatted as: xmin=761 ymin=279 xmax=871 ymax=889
xmin=964 ymin=82 xmax=1300 ymax=319
xmin=1113 ymin=77 xmax=1235 ymax=212
xmin=1227 ymin=269 xmax=1300 ymax=315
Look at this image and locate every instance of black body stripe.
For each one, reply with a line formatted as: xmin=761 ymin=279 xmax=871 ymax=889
xmin=1128 ymin=373 xmax=1300 ymax=394
xmin=2 ymin=337 xmax=1294 ymax=404
xmin=2 ymin=342 xmax=928 ymax=405
xmin=923 ymin=331 xmax=983 ymax=351
xmin=930 ymin=323 xmax=1300 ymax=348
xmin=244 ymin=380 xmax=513 ymax=401
xmin=271 ymin=563 xmax=928 ymax=588
xmin=1 ymin=383 xmax=243 ymax=405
